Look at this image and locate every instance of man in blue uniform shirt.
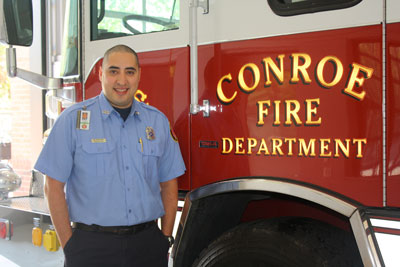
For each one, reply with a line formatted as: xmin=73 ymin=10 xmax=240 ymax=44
xmin=35 ymin=44 xmax=186 ymax=266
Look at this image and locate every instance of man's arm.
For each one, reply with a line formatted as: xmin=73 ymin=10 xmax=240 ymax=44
xmin=160 ymin=178 xmax=178 ymax=236
xmin=44 ymin=176 xmax=72 ymax=248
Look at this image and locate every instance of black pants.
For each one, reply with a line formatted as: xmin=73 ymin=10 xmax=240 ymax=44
xmin=63 ymin=223 xmax=170 ymax=267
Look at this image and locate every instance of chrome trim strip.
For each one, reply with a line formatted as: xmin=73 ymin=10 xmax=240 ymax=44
xmin=382 ymin=0 xmax=387 ymax=207
xmin=190 ymin=178 xmax=356 ymax=217
xmin=79 ymin=0 xmax=85 ymax=100
xmin=171 ymin=193 xmax=192 ymax=263
xmin=350 ymin=211 xmax=380 ymax=267
xmin=189 ymin=0 xmax=209 ymax=115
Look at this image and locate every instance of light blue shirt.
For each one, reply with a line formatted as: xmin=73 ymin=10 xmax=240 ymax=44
xmin=35 ymin=93 xmax=186 ymax=226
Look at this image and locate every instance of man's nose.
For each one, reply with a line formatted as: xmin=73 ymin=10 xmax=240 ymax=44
xmin=116 ymin=73 xmax=128 ymax=85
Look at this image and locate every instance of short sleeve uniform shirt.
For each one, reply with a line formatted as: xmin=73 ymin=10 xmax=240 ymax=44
xmin=34 ymin=93 xmax=186 ymax=226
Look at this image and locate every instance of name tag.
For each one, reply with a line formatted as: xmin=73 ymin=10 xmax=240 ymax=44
xmin=77 ymin=110 xmax=91 ymax=130
xmin=91 ymin=138 xmax=107 ymax=143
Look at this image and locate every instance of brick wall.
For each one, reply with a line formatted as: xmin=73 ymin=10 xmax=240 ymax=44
xmin=8 ymin=47 xmax=41 ymax=197
xmin=0 ymin=47 xmax=11 ymax=141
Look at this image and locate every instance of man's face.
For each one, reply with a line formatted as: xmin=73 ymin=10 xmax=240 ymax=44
xmin=99 ymin=51 xmax=141 ymax=109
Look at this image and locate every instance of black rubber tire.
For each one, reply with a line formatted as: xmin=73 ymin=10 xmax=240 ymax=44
xmin=192 ymin=217 xmax=363 ymax=267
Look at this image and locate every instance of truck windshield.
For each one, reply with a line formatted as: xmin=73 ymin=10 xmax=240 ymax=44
xmin=90 ymin=0 xmax=179 ymax=41
xmin=60 ymin=0 xmax=79 ymax=77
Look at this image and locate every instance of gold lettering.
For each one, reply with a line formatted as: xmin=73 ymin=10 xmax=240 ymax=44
xmin=221 ymin=137 xmax=367 ymax=158
xmin=290 ymin=53 xmax=312 ymax=84
xmin=263 ymin=55 xmax=285 ymax=86
xmin=134 ymin=89 xmax=148 ymax=103
xmin=298 ymin=138 xmax=316 ymax=157
xmin=238 ymin=63 xmax=260 ymax=93
xmin=257 ymin=138 xmax=270 ymax=155
xmin=305 ymin=98 xmax=321 ymax=125
xmin=216 ymin=54 xmax=375 ymax=106
xmin=273 ymin=100 xmax=281 ymax=126
xmin=272 ymin=138 xmax=284 ymax=155
xmin=247 ymin=138 xmax=258 ymax=154
xmin=285 ymin=138 xmax=296 ymax=156
xmin=334 ymin=139 xmax=350 ymax=158
xmin=257 ymin=100 xmax=271 ymax=126
xmin=217 ymin=73 xmax=237 ymax=104
xmin=235 ymin=137 xmax=245 ymax=154
xmin=316 ymin=56 xmax=344 ymax=88
xmin=320 ymin=139 xmax=332 ymax=157
xmin=222 ymin=138 xmax=233 ymax=154
xmin=285 ymin=100 xmax=302 ymax=125
xmin=343 ymin=63 xmax=374 ymax=101
xmin=353 ymin=138 xmax=367 ymax=158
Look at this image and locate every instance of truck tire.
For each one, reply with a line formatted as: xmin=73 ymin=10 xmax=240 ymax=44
xmin=192 ymin=217 xmax=363 ymax=267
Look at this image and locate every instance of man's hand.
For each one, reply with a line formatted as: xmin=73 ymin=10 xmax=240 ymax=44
xmin=160 ymin=178 xmax=178 ymax=237
xmin=45 ymin=176 xmax=72 ymax=248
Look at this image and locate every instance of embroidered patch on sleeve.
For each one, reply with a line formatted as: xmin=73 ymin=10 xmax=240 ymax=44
xmin=170 ymin=123 xmax=178 ymax=142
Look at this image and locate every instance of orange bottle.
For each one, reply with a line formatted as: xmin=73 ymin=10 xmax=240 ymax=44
xmin=32 ymin=218 xmax=42 ymax=246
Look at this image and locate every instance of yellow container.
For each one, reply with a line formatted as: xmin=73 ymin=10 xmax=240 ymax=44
xmin=32 ymin=218 xmax=42 ymax=246
xmin=43 ymin=225 xmax=60 ymax=252
xmin=32 ymin=227 xmax=42 ymax=246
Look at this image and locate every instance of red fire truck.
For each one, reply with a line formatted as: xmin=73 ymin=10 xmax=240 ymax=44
xmin=1 ymin=0 xmax=399 ymax=266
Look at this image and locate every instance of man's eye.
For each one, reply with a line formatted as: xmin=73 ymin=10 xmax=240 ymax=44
xmin=109 ymin=70 xmax=118 ymax=74
xmin=126 ymin=71 xmax=135 ymax=75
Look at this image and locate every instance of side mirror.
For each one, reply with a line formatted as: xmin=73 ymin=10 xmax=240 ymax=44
xmin=0 ymin=0 xmax=33 ymax=47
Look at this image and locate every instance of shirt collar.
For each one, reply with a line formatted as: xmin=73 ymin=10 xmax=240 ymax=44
xmin=99 ymin=92 xmax=113 ymax=119
xmin=99 ymin=92 xmax=141 ymax=121
xmin=131 ymin=99 xmax=142 ymax=121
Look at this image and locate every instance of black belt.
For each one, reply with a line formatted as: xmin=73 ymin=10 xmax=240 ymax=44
xmin=72 ymin=221 xmax=155 ymax=235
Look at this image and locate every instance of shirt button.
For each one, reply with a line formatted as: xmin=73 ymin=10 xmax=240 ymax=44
xmin=127 ymin=188 xmax=130 ymax=191
xmin=123 ymin=145 xmax=127 ymax=149
xmin=126 ymin=166 xmax=129 ymax=170
xmin=122 ymin=125 xmax=125 ymax=128
xmin=129 ymin=209 xmax=132 ymax=213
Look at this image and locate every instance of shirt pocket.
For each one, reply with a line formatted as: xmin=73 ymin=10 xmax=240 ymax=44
xmin=139 ymin=140 xmax=162 ymax=179
xmin=79 ymin=140 xmax=117 ymax=179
